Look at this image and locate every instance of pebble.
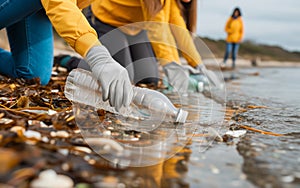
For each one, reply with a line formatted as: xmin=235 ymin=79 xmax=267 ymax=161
xmin=58 ymin=149 xmax=69 ymax=156
xmin=24 ymin=130 xmax=42 ymax=140
xmin=30 ymin=169 xmax=74 ymax=188
xmin=225 ymin=130 xmax=247 ymax=138
xmin=74 ymin=146 xmax=92 ymax=154
xmin=280 ymin=175 xmax=295 ymax=183
xmin=85 ymin=138 xmax=124 ymax=153
xmin=0 ymin=118 xmax=13 ymax=124
xmin=103 ymin=130 xmax=111 ymax=136
xmin=210 ymin=165 xmax=220 ymax=174
xmin=50 ymin=131 xmax=70 ymax=138
xmin=10 ymin=126 xmax=25 ymax=136
xmin=51 ymin=89 xmax=59 ymax=93
xmin=95 ymin=176 xmax=119 ymax=188
xmin=41 ymin=136 xmax=49 ymax=143
xmin=48 ymin=109 xmax=57 ymax=115
xmin=61 ymin=163 xmax=70 ymax=171
xmin=74 ymin=129 xmax=81 ymax=134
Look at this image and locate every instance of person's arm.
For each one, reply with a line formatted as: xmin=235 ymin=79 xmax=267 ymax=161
xmin=41 ymin=0 xmax=133 ymax=110
xmin=41 ymin=0 xmax=100 ymax=57
xmin=141 ymin=0 xmax=190 ymax=92
xmin=238 ymin=18 xmax=244 ymax=42
xmin=169 ymin=1 xmax=221 ymax=88
xmin=169 ymin=0 xmax=202 ymax=68
xmin=225 ymin=18 xmax=233 ymax=34
xmin=141 ymin=0 xmax=180 ymax=66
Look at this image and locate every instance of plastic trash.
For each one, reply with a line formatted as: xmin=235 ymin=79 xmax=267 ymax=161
xmin=188 ymin=76 xmax=204 ymax=92
xmin=163 ymin=74 xmax=209 ymax=93
xmin=190 ymin=74 xmax=210 ymax=92
xmin=225 ymin=130 xmax=247 ymax=138
xmin=64 ymin=68 xmax=188 ymax=124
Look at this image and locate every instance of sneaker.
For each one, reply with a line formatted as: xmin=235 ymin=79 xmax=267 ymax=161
xmin=220 ymin=62 xmax=226 ymax=68
xmin=53 ymin=55 xmax=81 ymax=72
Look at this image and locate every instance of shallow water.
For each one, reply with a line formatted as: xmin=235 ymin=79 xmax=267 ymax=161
xmin=164 ymin=67 xmax=300 ymax=188
xmin=70 ymin=67 xmax=300 ymax=187
xmin=224 ymin=67 xmax=300 ymax=188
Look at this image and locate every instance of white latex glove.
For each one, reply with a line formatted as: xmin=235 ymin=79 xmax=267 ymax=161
xmin=85 ymin=45 xmax=133 ymax=110
xmin=163 ymin=62 xmax=189 ymax=93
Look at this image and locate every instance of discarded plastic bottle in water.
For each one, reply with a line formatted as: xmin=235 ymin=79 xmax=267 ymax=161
xmin=163 ymin=74 xmax=209 ymax=93
xmin=190 ymin=74 xmax=210 ymax=92
xmin=64 ymin=68 xmax=188 ymax=124
xmin=188 ymin=76 xmax=204 ymax=92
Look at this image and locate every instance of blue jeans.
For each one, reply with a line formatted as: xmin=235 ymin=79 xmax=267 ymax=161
xmin=0 ymin=0 xmax=53 ymax=85
xmin=223 ymin=42 xmax=239 ymax=68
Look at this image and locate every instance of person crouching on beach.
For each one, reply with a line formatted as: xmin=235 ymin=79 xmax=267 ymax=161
xmin=0 ymin=0 xmax=133 ymax=110
xmin=87 ymin=0 xmax=217 ymax=92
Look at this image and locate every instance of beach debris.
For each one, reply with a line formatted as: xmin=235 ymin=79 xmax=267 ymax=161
xmin=30 ymin=169 xmax=74 ymax=188
xmin=0 ymin=148 xmax=21 ymax=174
xmin=239 ymin=125 xmax=284 ymax=136
xmin=247 ymin=105 xmax=268 ymax=109
xmin=85 ymin=138 xmax=124 ymax=154
xmin=225 ymin=130 xmax=247 ymax=138
xmin=95 ymin=176 xmax=121 ymax=188
xmin=207 ymin=127 xmax=223 ymax=142
xmin=24 ymin=130 xmax=42 ymax=140
xmin=50 ymin=130 xmax=70 ymax=138
xmin=0 ymin=118 xmax=14 ymax=125
xmin=280 ymin=175 xmax=295 ymax=183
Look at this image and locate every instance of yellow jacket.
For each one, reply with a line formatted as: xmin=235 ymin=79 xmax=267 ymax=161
xmin=225 ymin=17 xmax=244 ymax=43
xmin=91 ymin=0 xmax=202 ymax=67
xmin=41 ymin=0 xmax=100 ymax=57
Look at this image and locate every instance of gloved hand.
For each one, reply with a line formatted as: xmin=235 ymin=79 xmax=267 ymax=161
xmin=184 ymin=64 xmax=221 ymax=89
xmin=85 ymin=45 xmax=133 ymax=110
xmin=163 ymin=62 xmax=189 ymax=93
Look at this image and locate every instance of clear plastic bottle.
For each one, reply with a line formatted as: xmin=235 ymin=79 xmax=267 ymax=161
xmin=64 ymin=68 xmax=188 ymax=123
xmin=188 ymin=76 xmax=204 ymax=92
xmin=163 ymin=75 xmax=208 ymax=93
xmin=190 ymin=74 xmax=210 ymax=92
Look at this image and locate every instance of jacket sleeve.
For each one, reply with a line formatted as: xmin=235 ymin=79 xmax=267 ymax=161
xmin=238 ymin=18 xmax=244 ymax=42
xmin=225 ymin=18 xmax=233 ymax=34
xmin=41 ymin=0 xmax=100 ymax=57
xmin=141 ymin=0 xmax=180 ymax=66
xmin=168 ymin=0 xmax=202 ymax=67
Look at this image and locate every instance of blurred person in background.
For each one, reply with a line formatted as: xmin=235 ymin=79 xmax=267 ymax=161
xmin=221 ymin=7 xmax=244 ymax=69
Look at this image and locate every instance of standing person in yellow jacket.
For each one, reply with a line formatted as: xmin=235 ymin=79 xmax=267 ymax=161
xmin=222 ymin=7 xmax=244 ymax=69
xmin=0 ymin=0 xmax=133 ymax=110
xmin=88 ymin=0 xmax=217 ymax=92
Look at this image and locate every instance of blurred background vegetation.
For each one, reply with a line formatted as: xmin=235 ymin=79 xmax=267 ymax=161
xmin=201 ymin=37 xmax=300 ymax=62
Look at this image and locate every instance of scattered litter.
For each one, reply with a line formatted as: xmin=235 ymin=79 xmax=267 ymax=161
xmin=240 ymin=125 xmax=284 ymax=136
xmin=207 ymin=127 xmax=223 ymax=142
xmin=280 ymin=175 xmax=294 ymax=183
xmin=225 ymin=130 xmax=247 ymax=138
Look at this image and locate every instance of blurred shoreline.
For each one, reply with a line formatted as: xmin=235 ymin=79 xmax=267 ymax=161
xmin=1 ymin=29 xmax=299 ymax=69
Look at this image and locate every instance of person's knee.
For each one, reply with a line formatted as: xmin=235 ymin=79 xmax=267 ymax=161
xmin=16 ymin=67 xmax=51 ymax=85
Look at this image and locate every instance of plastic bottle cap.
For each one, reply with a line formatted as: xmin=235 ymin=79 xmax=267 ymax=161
xmin=197 ymin=82 xmax=204 ymax=92
xmin=176 ymin=109 xmax=188 ymax=123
